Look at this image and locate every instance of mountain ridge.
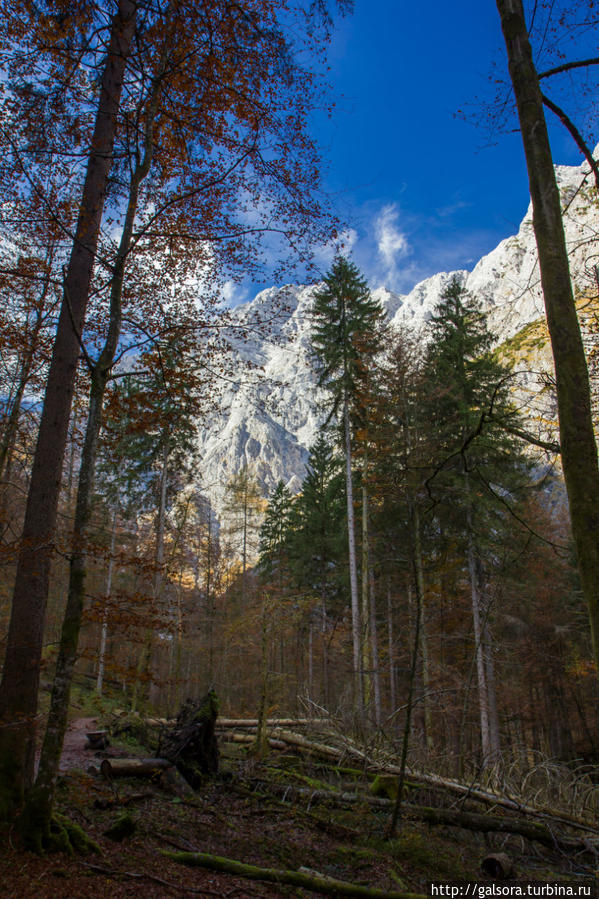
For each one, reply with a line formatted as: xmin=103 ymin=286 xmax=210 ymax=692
xmin=198 ymin=154 xmax=599 ymax=514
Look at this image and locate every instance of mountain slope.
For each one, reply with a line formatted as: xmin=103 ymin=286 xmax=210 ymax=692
xmin=199 ymin=154 xmax=599 ymax=513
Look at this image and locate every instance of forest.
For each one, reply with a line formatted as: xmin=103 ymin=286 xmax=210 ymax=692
xmin=0 ymin=0 xmax=598 ymax=896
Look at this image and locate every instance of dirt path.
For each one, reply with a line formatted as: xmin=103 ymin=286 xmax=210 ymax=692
xmin=59 ymin=717 xmax=102 ymax=771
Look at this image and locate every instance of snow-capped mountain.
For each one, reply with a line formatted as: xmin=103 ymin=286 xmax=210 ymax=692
xmin=198 ymin=154 xmax=599 ymax=513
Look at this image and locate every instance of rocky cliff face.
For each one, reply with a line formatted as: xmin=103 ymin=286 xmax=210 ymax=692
xmin=198 ymin=155 xmax=599 ymax=513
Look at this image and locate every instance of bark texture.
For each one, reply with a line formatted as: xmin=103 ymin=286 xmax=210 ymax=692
xmin=0 ymin=0 xmax=137 ymax=818
xmin=344 ymin=398 xmax=364 ymax=714
xmin=496 ymin=0 xmax=599 ymax=668
xmin=21 ymin=28 xmax=165 ymax=843
xmin=158 ymin=693 xmax=219 ymax=788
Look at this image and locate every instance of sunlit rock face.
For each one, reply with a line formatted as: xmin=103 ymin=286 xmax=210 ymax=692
xmin=198 ymin=154 xmax=598 ymax=513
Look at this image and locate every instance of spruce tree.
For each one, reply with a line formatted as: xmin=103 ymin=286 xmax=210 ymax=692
xmin=288 ymin=434 xmax=347 ymax=614
xmin=423 ymin=275 xmax=528 ymax=765
xmin=311 ymin=257 xmax=385 ymax=714
xmin=288 ymin=433 xmax=347 ymax=704
xmin=259 ymin=481 xmax=293 ymax=581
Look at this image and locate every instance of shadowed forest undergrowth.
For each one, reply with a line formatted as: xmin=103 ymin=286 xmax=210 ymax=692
xmin=1 ymin=697 xmax=597 ymax=898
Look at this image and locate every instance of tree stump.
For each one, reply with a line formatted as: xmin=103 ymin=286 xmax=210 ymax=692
xmin=158 ymin=692 xmax=219 ymax=789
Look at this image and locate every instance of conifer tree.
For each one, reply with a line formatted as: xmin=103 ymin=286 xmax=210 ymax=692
xmin=288 ymin=434 xmax=346 ymax=609
xmin=259 ymin=481 xmax=293 ymax=580
xmin=289 ymin=433 xmax=347 ymax=703
xmin=371 ymin=328 xmax=434 ymax=747
xmin=223 ymin=466 xmax=264 ymax=604
xmin=311 ymin=257 xmax=384 ymax=714
xmin=423 ymin=275 xmax=528 ymax=764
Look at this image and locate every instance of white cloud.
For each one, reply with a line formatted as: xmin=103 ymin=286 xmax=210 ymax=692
xmin=313 ymin=227 xmax=359 ymax=272
xmin=375 ymin=204 xmax=409 ymax=273
xmin=221 ymin=279 xmax=247 ymax=307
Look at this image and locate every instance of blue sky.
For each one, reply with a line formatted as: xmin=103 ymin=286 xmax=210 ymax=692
xmin=231 ymin=1 xmax=593 ymax=303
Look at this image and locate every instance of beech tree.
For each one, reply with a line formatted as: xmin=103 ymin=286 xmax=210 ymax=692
xmin=0 ymin=0 xmax=138 ymax=821
xmin=496 ymin=0 xmax=599 ymax=672
xmin=0 ymin=0 xmax=351 ymax=830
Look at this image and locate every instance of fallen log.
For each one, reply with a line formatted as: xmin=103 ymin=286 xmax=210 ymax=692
xmin=217 ymin=718 xmax=329 ymax=728
xmin=86 ymin=730 xmax=109 ymax=749
xmin=220 ymin=731 xmax=287 ymax=750
xmin=164 ymin=849 xmax=424 ymax=898
xmin=481 ymin=853 xmax=513 ymax=878
xmin=271 ymin=729 xmax=599 ymax=835
xmin=409 ymin=805 xmax=597 ymax=853
xmin=258 ymin=782 xmax=598 ymax=854
xmin=100 ymin=758 xmax=172 ymax=780
xmin=272 ymin=728 xmax=347 ymax=761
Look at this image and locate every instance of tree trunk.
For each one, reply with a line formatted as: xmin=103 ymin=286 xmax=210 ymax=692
xmin=0 ymin=0 xmax=137 ymax=820
xmin=418 ymin=585 xmax=434 ymax=755
xmin=386 ymin=584 xmax=396 ymax=716
xmin=467 ymin=531 xmax=492 ymax=766
xmin=321 ymin=596 xmax=330 ymax=708
xmin=344 ymin=397 xmax=363 ymax=716
xmin=368 ymin=566 xmax=382 ymax=727
xmin=308 ymin=615 xmax=314 ymax=698
xmin=253 ymin=595 xmax=271 ymax=758
xmin=484 ymin=629 xmax=501 ymax=761
xmin=361 ymin=458 xmax=371 ymax=711
xmin=97 ymin=510 xmax=118 ymax=695
xmin=205 ymin=507 xmax=214 ymax=683
xmin=496 ymin=0 xmax=599 ymax=670
xmin=133 ymin=440 xmax=169 ymax=712
xmin=22 ymin=375 xmax=114 ymax=842
xmin=21 ymin=62 xmax=164 ymax=839
xmin=388 ymin=503 xmax=423 ymax=837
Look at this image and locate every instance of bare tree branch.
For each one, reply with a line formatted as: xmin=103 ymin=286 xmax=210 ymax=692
xmin=541 ymin=93 xmax=599 ymax=191
xmin=538 ymin=57 xmax=599 ymax=79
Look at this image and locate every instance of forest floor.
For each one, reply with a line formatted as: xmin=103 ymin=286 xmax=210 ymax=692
xmin=1 ymin=711 xmax=596 ymax=898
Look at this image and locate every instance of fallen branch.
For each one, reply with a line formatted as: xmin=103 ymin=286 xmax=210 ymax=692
xmin=218 ymin=718 xmax=329 ymax=728
xmin=258 ymin=782 xmax=598 ymax=854
xmin=271 ymin=729 xmax=599 ymax=835
xmin=100 ymin=758 xmax=172 ymax=779
xmin=220 ymin=731 xmax=286 ymax=750
xmin=83 ymin=862 xmax=221 ymax=895
xmin=272 ymin=728 xmax=347 ymax=761
xmin=93 ymin=792 xmax=154 ymax=809
xmin=164 ymin=850 xmax=424 ymax=898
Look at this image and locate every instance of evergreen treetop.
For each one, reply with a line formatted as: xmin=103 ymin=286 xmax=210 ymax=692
xmin=311 ymin=256 xmax=385 ymax=418
xmin=258 ymin=480 xmax=294 ymax=578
